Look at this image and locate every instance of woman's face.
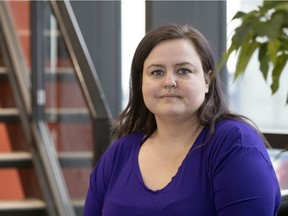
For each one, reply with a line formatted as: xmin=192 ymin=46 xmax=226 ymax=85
xmin=142 ymin=39 xmax=209 ymax=122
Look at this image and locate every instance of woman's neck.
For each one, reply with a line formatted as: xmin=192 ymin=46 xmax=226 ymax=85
xmin=151 ymin=116 xmax=203 ymax=149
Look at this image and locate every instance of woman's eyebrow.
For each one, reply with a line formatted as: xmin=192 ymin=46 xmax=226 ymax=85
xmin=146 ymin=62 xmax=196 ymax=69
xmin=175 ymin=62 xmax=195 ymax=67
xmin=146 ymin=64 xmax=164 ymax=69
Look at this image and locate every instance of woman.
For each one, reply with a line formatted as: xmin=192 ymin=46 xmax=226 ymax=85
xmin=84 ymin=24 xmax=281 ymax=215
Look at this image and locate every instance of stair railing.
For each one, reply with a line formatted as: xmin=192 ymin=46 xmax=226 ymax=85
xmin=49 ymin=0 xmax=113 ymax=162
xmin=0 ymin=1 xmax=75 ymax=216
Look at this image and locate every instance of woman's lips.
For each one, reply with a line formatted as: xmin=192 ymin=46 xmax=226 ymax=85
xmin=160 ymin=93 xmax=180 ymax=98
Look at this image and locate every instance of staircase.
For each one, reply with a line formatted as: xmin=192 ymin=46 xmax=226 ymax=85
xmin=0 ymin=1 xmax=111 ymax=215
xmin=0 ymin=57 xmax=47 ymax=215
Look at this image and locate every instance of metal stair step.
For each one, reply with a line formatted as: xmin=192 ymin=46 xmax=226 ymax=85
xmin=0 ymin=108 xmax=90 ymax=123
xmin=0 ymin=199 xmax=46 ymax=210
xmin=0 ymin=66 xmax=76 ymax=81
xmin=45 ymin=67 xmax=76 ymax=82
xmin=58 ymin=151 xmax=93 ymax=167
xmin=0 ymin=108 xmax=19 ymax=122
xmin=0 ymin=151 xmax=93 ymax=168
xmin=73 ymin=199 xmax=85 ymax=216
xmin=0 ymin=199 xmax=46 ymax=216
xmin=0 ymin=198 xmax=85 ymax=216
xmin=45 ymin=108 xmax=90 ymax=123
xmin=0 ymin=66 xmax=8 ymax=80
xmin=0 ymin=152 xmax=32 ymax=168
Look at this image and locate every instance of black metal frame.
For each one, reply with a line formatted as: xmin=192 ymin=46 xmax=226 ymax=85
xmin=49 ymin=0 xmax=113 ymax=163
xmin=31 ymin=1 xmax=45 ymax=121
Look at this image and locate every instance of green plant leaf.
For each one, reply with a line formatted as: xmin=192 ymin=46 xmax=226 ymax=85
xmin=216 ymin=43 xmax=236 ymax=74
xmin=274 ymin=2 xmax=288 ymax=12
xmin=232 ymin=23 xmax=253 ymax=47
xmin=253 ymin=21 xmax=271 ymax=37
xmin=263 ymin=1 xmax=283 ymax=9
xmin=232 ymin=11 xmax=246 ymax=20
xmin=271 ymin=53 xmax=288 ymax=94
xmin=267 ymin=39 xmax=281 ymax=65
xmin=258 ymin=43 xmax=270 ymax=80
xmin=266 ymin=12 xmax=284 ymax=39
xmin=235 ymin=41 xmax=260 ymax=79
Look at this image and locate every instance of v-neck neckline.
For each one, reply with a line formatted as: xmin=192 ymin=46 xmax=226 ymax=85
xmin=134 ymin=127 xmax=207 ymax=193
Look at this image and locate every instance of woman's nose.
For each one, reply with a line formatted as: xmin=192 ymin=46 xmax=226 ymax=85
xmin=163 ymin=73 xmax=177 ymax=88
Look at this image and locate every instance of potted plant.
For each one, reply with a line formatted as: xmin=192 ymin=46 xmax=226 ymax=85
xmin=218 ymin=0 xmax=288 ymax=103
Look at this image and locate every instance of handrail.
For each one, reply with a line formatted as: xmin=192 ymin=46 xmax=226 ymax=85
xmin=49 ymin=0 xmax=112 ymax=120
xmin=0 ymin=2 xmax=75 ymax=216
xmin=49 ymin=0 xmax=113 ymax=162
xmin=32 ymin=121 xmax=76 ymax=216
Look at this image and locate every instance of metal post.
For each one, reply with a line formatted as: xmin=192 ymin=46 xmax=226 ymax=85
xmin=31 ymin=1 xmax=45 ymax=121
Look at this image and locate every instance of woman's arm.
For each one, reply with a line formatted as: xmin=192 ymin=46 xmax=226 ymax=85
xmin=83 ymin=161 xmax=107 ymax=216
xmin=213 ymin=145 xmax=281 ymax=216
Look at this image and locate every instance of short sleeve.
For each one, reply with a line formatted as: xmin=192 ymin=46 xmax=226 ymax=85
xmin=82 ymin=132 xmax=143 ymax=216
xmin=83 ymin=146 xmax=115 ymax=216
xmin=213 ymin=145 xmax=281 ymax=216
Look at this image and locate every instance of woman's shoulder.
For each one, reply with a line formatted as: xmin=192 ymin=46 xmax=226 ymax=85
xmin=92 ymin=131 xmax=145 ymax=174
xmin=100 ymin=131 xmax=145 ymax=160
xmin=206 ymin=119 xmax=272 ymax=166
xmin=212 ymin=118 xmax=264 ymax=148
xmin=110 ymin=131 xmax=145 ymax=148
xmin=215 ymin=118 xmax=258 ymax=135
xmin=215 ymin=118 xmax=253 ymax=131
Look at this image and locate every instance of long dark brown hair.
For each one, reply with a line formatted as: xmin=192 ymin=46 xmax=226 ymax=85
xmin=111 ymin=24 xmax=269 ymax=146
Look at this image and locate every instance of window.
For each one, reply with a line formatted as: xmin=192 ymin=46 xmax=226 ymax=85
xmin=121 ymin=0 xmax=145 ymax=109
xmin=226 ymin=0 xmax=288 ymax=133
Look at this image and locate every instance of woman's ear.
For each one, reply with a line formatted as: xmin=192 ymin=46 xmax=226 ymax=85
xmin=204 ymin=70 xmax=212 ymax=93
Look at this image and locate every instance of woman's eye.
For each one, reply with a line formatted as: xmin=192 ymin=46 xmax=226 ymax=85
xmin=178 ymin=68 xmax=191 ymax=75
xmin=151 ymin=70 xmax=163 ymax=76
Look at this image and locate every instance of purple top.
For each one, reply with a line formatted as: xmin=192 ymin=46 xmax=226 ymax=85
xmin=84 ymin=119 xmax=281 ymax=216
